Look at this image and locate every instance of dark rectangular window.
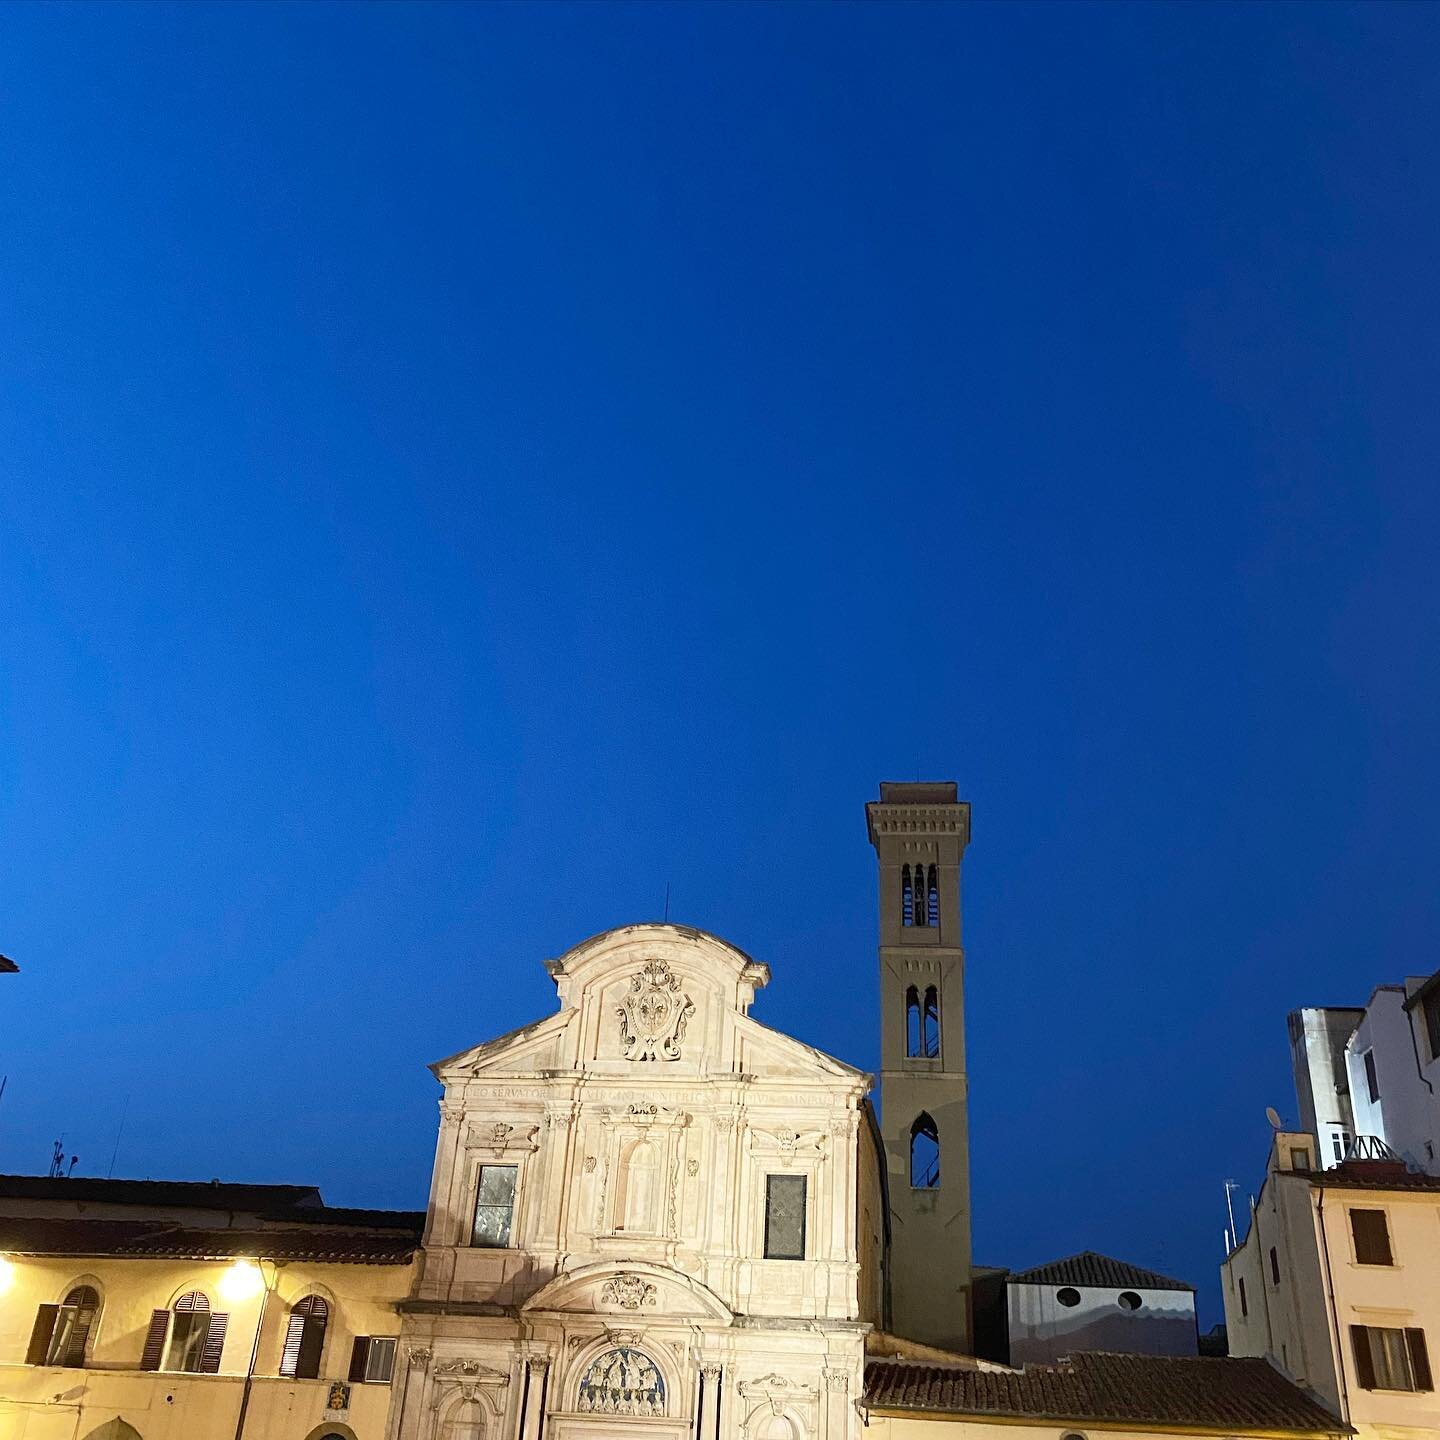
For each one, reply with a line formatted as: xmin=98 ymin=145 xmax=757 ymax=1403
xmin=1289 ymin=1147 xmax=1311 ymax=1172
xmin=1350 ymin=1208 xmax=1394 ymax=1265
xmin=1238 ymin=1277 xmax=1248 ymax=1317
xmin=763 ymin=1174 xmax=806 ymax=1260
xmin=349 ymin=1335 xmax=397 ymax=1384
xmin=472 ymin=1164 xmax=518 ymax=1248
xmin=1425 ymin=993 xmax=1440 ymax=1064
xmin=1269 ymin=1246 xmax=1281 ymax=1286
xmin=1364 ymin=1050 xmax=1380 ymax=1103
xmin=1351 ymin=1325 xmax=1432 ymax=1391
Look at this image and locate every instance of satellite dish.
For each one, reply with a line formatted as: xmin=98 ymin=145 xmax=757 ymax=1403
xmin=1265 ymin=1106 xmax=1283 ymax=1130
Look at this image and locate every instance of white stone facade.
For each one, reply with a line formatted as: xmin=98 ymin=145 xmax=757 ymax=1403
xmin=388 ymin=923 xmax=886 ymax=1440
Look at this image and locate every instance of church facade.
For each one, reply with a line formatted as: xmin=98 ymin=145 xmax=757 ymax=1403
xmin=387 ymin=923 xmax=888 ymax=1440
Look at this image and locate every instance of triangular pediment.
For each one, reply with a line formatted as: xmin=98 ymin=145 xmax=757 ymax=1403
xmin=431 ymin=1010 xmax=575 ymax=1080
xmin=731 ymin=1013 xmax=869 ymax=1084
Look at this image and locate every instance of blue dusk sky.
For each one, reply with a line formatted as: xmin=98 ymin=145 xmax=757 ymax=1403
xmin=4 ymin=2 xmax=1440 ymax=1321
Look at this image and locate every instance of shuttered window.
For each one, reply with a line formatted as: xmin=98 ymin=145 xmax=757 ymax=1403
xmin=26 ymin=1286 xmax=101 ymax=1368
xmin=1350 ymin=1208 xmax=1394 ymax=1265
xmin=160 ymin=1291 xmax=228 ymax=1374
xmin=1351 ymin=1325 xmax=1432 ymax=1391
xmin=279 ymin=1295 xmax=329 ymax=1380
xmin=49 ymin=1286 xmax=99 ymax=1366
xmin=763 ymin=1174 xmax=806 ymax=1260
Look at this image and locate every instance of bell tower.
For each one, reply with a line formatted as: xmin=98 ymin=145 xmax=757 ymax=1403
xmin=867 ymin=781 xmax=972 ymax=1351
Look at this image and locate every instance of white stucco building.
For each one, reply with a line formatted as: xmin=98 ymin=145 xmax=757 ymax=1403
xmin=1288 ymin=969 xmax=1440 ymax=1175
xmin=1003 ymin=1252 xmax=1197 ymax=1366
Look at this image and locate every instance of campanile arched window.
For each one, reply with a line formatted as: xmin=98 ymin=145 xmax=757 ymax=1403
xmin=926 ymin=865 xmax=939 ymax=926
xmin=910 ymin=1113 xmax=939 ymax=1189
xmin=901 ymin=865 xmax=914 ymax=926
xmin=905 ymin=986 xmax=922 ymax=1056
xmin=922 ymin=985 xmax=940 ymax=1057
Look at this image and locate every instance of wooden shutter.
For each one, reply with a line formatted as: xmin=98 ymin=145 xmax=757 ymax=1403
xmin=1350 ymin=1209 xmax=1393 ymax=1265
xmin=349 ymin=1336 xmax=370 ymax=1382
xmin=1351 ymin=1325 xmax=1376 ymax=1389
xmin=198 ymin=1312 xmax=229 ymax=1374
xmin=296 ymin=1315 xmax=326 ymax=1380
xmin=25 ymin=1306 xmax=59 ymax=1366
xmin=139 ymin=1309 xmax=169 ymax=1371
xmin=1407 ymin=1329 xmax=1433 ymax=1391
xmin=279 ymin=1311 xmax=306 ymax=1377
xmin=63 ymin=1309 xmax=95 ymax=1368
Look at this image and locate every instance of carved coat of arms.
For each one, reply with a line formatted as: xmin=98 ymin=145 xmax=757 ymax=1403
xmin=617 ymin=960 xmax=695 ymax=1062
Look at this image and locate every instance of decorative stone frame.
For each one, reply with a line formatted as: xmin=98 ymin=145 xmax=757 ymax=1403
xmin=745 ymin=1127 xmax=827 ymax=1263
xmin=425 ymin=1357 xmax=513 ymax=1440
xmin=457 ymin=1121 xmax=542 ymax=1248
xmin=593 ymin=1104 xmax=692 ymax=1245
xmin=558 ymin=1331 xmax=679 ymax=1420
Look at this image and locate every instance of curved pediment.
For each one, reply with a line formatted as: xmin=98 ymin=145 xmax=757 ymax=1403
xmin=522 ymin=1260 xmax=732 ymax=1323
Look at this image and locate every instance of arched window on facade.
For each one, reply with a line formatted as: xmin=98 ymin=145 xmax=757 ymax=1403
xmin=901 ymin=865 xmax=914 ymax=926
xmin=922 ymin=985 xmax=940 ymax=1058
xmin=26 ymin=1283 xmax=100 ymax=1367
xmin=910 ymin=1113 xmax=939 ymax=1189
xmin=279 ymin=1294 xmax=329 ymax=1380
xmin=615 ymin=1138 xmax=661 ymax=1234
xmin=926 ymin=865 xmax=939 ymax=927
xmin=905 ymin=985 xmax=921 ymax=1056
xmin=139 ymin=1290 xmax=227 ymax=1375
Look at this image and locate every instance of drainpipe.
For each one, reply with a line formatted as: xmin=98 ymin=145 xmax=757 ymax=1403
xmin=1315 ymin=1187 xmax=1350 ymax=1427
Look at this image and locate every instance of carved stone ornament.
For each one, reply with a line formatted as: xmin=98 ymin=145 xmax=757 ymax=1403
xmin=583 ymin=1156 xmax=598 ymax=1174
xmin=601 ymin=1274 xmax=658 ymax=1310
xmin=432 ymin=1358 xmax=510 ymax=1384
xmin=606 ymin=1327 xmax=643 ymax=1346
xmin=468 ymin=1121 xmax=540 ymax=1156
xmin=686 ymin=1158 xmax=700 ymax=1177
xmin=408 ymin=1347 xmax=433 ymax=1368
xmin=824 ymin=1370 xmax=850 ymax=1393
xmin=616 ymin=960 xmax=695 ymax=1062
xmin=577 ymin=1346 xmax=665 ymax=1416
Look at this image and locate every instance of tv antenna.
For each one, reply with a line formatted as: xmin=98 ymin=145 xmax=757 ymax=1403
xmin=1223 ymin=1178 xmax=1241 ymax=1252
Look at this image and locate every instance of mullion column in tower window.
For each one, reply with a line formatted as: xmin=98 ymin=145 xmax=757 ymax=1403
xmin=473 ymin=1163 xmax=519 ymax=1247
xmin=763 ymin=1174 xmax=807 ymax=1259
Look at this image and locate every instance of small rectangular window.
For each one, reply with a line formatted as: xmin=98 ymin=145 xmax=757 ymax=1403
xmin=1239 ymin=1277 xmax=1248 ymax=1317
xmin=1289 ymin=1147 xmax=1311 ymax=1172
xmin=1350 ymin=1208 xmax=1394 ymax=1265
xmin=1364 ymin=1050 xmax=1380 ymax=1103
xmin=1331 ymin=1131 xmax=1348 ymax=1164
xmin=763 ymin=1174 xmax=806 ymax=1260
xmin=1269 ymin=1246 xmax=1280 ymax=1285
xmin=364 ymin=1336 xmax=397 ymax=1383
xmin=1425 ymin=993 xmax=1440 ymax=1064
xmin=472 ymin=1164 xmax=518 ymax=1248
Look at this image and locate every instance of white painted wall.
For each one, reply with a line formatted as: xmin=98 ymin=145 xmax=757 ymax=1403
xmin=1345 ymin=986 xmax=1440 ymax=1175
xmin=1006 ymin=1282 xmax=1196 ymax=1366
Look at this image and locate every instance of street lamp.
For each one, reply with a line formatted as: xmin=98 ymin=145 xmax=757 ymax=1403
xmin=229 ymin=1258 xmax=284 ymax=1440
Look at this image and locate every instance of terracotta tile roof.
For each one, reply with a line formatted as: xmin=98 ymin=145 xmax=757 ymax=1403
xmin=0 ymin=1217 xmax=420 ymax=1264
xmin=1009 ymin=1250 xmax=1193 ymax=1292
xmin=0 ymin=1174 xmax=323 ymax=1211
xmin=1308 ymin=1161 xmax=1440 ymax=1191
xmin=262 ymin=1205 xmax=426 ymax=1230
xmin=864 ymin=1354 xmax=1349 ymax=1434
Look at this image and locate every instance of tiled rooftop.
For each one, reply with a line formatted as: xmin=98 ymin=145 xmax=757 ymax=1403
xmin=865 ymin=1353 xmax=1348 ymax=1434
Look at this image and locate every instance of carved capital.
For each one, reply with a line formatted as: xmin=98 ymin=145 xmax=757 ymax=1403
xmin=409 ymin=1346 xmax=432 ymax=1368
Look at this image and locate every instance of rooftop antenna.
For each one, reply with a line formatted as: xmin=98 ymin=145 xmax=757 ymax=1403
xmin=47 ymin=1138 xmax=64 ymax=1178
xmin=1223 ymin=1179 xmax=1241 ymax=1252
xmin=108 ymin=1093 xmax=131 ymax=1179
xmin=663 ymin=882 xmax=670 ymax=923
